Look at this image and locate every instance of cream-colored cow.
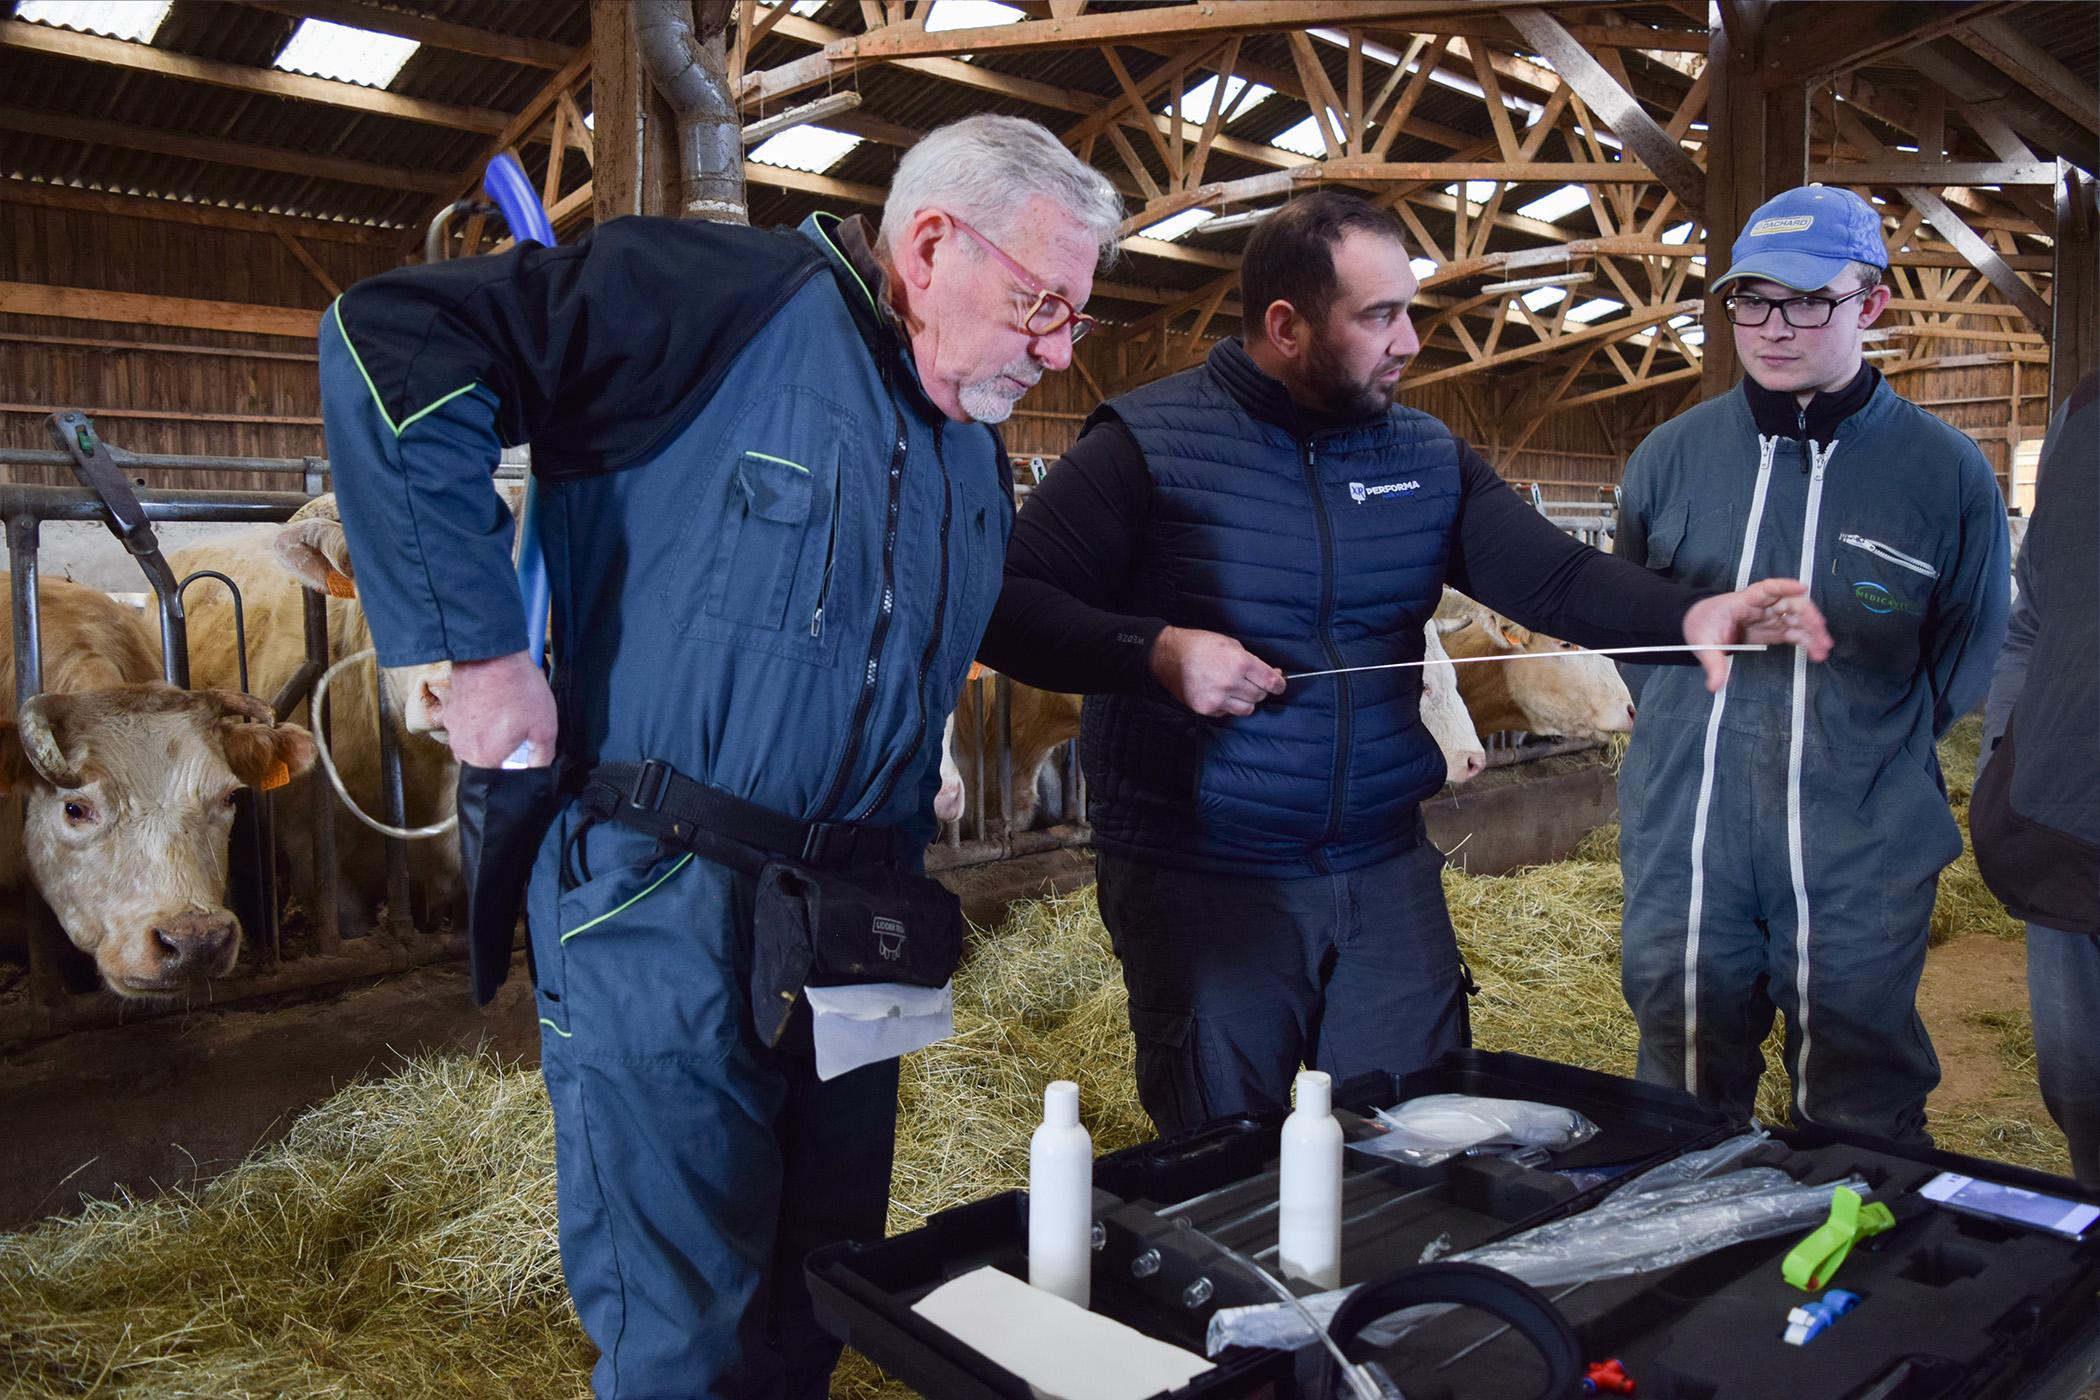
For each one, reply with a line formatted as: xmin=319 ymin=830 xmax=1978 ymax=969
xmin=0 ymin=578 xmax=316 ymax=996
xmin=1435 ymin=589 xmax=1637 ymax=741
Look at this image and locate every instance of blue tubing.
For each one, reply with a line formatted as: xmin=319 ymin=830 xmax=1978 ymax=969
xmin=483 ymin=153 xmax=554 ymax=665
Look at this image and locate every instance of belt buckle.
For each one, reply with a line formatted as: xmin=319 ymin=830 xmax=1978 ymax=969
xmin=628 ymin=758 xmax=672 ymax=814
xmin=801 ymin=820 xmax=846 ymax=865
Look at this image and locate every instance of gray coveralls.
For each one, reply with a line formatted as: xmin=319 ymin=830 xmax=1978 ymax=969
xmin=1615 ymin=377 xmax=2008 ymax=1143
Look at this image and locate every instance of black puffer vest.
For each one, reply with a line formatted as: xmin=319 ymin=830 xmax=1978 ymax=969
xmin=1084 ymin=337 xmax=1463 ymax=875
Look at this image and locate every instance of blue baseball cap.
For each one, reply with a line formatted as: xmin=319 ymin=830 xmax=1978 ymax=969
xmin=1714 ymin=185 xmax=1888 ymax=292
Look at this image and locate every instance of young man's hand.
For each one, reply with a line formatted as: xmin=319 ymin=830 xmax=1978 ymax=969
xmin=1150 ymin=626 xmax=1287 ymax=716
xmin=446 ymin=650 xmax=559 ymax=767
xmin=1684 ymin=579 xmax=1835 ymax=692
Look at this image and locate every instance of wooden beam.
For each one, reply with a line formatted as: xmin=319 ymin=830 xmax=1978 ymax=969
xmin=1312 ymin=160 xmax=1668 ymax=184
xmin=230 ymin=0 xmax=580 ymax=69
xmin=272 ymin=226 xmax=342 ymax=298
xmin=1833 ymin=106 xmax=2052 ymax=334
xmin=0 ymin=104 xmax=453 ymax=194
xmin=403 ymin=45 xmax=595 ymax=253
xmin=0 ymin=330 xmax=319 ymax=362
xmin=836 ymin=3 xmax=1565 ymax=59
xmin=0 ymin=178 xmax=396 ymax=244
xmin=741 ymin=164 xmax=887 ymax=206
xmin=0 ymin=282 xmax=321 ymax=339
xmin=2051 ymin=163 xmax=2098 ymax=415
xmin=1758 ymin=0 xmax=2020 ymax=86
xmin=1807 ymin=161 xmax=2057 ymax=186
xmin=1404 ymin=299 xmax=1700 ymax=386
xmin=1504 ymin=7 xmax=1706 ymax=220
xmin=0 ymin=19 xmax=509 ymax=133
xmin=1957 ymin=17 xmax=2100 ymax=137
xmin=1548 ymin=364 xmax=1701 ymax=411
xmin=0 ymin=403 xmax=322 ymax=426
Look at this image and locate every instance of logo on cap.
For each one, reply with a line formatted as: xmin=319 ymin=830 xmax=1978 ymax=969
xmin=1749 ymin=215 xmax=1816 ymax=236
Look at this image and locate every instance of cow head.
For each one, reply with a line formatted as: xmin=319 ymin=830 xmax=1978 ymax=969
xmin=273 ymin=500 xmax=455 ymax=742
xmin=1422 ymin=622 xmax=1486 ymax=783
xmin=0 ymin=685 xmax=318 ymax=997
xmin=1472 ymin=617 xmax=1637 ymax=740
xmin=935 ymin=711 xmax=965 ymax=823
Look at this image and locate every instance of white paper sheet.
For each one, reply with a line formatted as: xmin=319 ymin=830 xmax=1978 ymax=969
xmin=913 ymin=1264 xmax=1214 ymax=1400
xmin=806 ymin=980 xmax=954 ymax=1081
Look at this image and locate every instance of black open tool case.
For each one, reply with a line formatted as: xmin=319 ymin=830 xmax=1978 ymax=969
xmin=807 ymin=1051 xmax=2100 ymax=1400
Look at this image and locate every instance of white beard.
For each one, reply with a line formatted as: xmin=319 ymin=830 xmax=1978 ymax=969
xmin=957 ymin=359 xmax=1041 ymax=424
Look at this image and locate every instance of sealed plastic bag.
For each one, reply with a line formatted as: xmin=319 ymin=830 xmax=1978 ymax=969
xmin=1348 ymin=1094 xmax=1599 ymax=1167
xmin=1208 ymin=1133 xmax=1863 ymax=1356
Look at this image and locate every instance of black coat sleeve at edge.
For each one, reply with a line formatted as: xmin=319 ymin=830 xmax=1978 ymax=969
xmin=977 ymin=416 xmax=1170 ymax=696
xmin=1446 ymin=442 xmax=1711 ymax=653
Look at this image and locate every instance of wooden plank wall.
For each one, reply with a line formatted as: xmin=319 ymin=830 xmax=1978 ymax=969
xmin=0 ymin=202 xmax=2044 ymax=513
xmin=0 ymin=199 xmax=397 ymax=490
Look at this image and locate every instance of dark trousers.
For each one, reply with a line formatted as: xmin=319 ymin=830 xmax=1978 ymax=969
xmin=529 ymin=813 xmax=896 ymax=1400
xmin=1096 ymin=834 xmax=1468 ymax=1138
xmin=2027 ymin=922 xmax=2100 ymax=1190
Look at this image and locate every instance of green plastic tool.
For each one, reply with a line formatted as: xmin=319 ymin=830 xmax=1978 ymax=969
xmin=1784 ymin=1186 xmax=1895 ymax=1291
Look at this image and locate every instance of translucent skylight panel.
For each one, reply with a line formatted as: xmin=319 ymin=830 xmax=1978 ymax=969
xmin=1410 ymin=257 xmax=1438 ymax=279
xmin=1307 ymin=27 xmax=1403 ymax=66
xmin=747 ymin=124 xmax=864 ymax=173
xmin=1663 ymin=221 xmax=1694 ymax=245
xmin=1270 ymin=113 xmax=1343 ymax=159
xmin=1170 ymin=75 xmax=1274 ymax=125
xmin=1443 ymin=180 xmax=1498 ymax=206
xmin=1564 ymin=298 xmax=1624 ymax=324
xmin=15 ymin=0 xmax=171 ymax=42
xmin=1138 ymin=208 xmax=1214 ymax=242
xmin=1521 ymin=287 xmax=1569 ymax=310
xmin=759 ymin=0 xmax=826 ymax=14
xmin=274 ymin=17 xmax=419 ymax=88
xmin=1516 ymin=185 xmax=1591 ymax=224
xmin=924 ymin=0 xmax=1024 ymax=31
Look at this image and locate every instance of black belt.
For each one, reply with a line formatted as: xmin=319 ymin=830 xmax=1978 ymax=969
xmin=572 ymin=759 xmax=905 ymax=876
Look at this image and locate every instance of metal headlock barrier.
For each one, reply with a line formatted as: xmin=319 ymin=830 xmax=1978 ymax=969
xmin=0 ymin=420 xmax=464 ymax=1045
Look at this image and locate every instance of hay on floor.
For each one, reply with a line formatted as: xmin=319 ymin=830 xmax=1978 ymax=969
xmin=0 ymin=717 xmax=2061 ymax=1398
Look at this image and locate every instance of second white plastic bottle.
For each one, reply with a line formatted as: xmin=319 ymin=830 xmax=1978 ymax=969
xmin=1029 ymin=1079 xmax=1094 ymax=1307
xmin=1278 ymin=1069 xmax=1344 ymax=1289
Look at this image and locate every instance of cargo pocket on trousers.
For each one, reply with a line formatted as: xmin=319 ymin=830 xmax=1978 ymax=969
xmin=1128 ymin=1002 xmax=1207 ymax=1131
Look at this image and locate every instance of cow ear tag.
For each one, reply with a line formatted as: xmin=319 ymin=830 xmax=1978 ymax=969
xmin=259 ymin=761 xmax=292 ymax=792
xmin=324 ymin=567 xmax=358 ymax=599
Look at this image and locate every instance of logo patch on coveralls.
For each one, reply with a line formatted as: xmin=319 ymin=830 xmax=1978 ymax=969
xmin=873 ymin=916 xmax=907 ymax=961
xmin=1852 ymin=581 xmax=1917 ymax=615
xmin=1348 ymin=479 xmax=1421 ymax=504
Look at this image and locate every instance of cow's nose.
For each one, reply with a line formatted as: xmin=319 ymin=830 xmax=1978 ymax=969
xmin=419 ymin=675 xmax=451 ymax=726
xmin=1625 ymin=703 xmax=1637 ymax=724
xmin=1464 ymin=752 xmax=1486 ymax=778
xmin=153 ymin=911 xmax=237 ymax=970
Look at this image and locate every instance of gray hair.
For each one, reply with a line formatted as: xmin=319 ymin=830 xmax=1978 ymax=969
xmin=880 ymin=114 xmax=1124 ymax=265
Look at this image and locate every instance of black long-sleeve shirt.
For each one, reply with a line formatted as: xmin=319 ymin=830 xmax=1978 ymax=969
xmin=980 ymin=411 xmax=1705 ymax=696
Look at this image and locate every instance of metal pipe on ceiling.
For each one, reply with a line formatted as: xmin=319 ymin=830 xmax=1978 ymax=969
xmin=635 ymin=0 xmax=746 ymax=224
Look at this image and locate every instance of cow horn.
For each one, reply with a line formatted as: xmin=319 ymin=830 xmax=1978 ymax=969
xmin=17 ymin=696 xmax=83 ymax=788
xmin=210 ymin=689 xmax=276 ymax=725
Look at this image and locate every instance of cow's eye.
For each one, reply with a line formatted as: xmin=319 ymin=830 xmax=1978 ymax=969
xmin=220 ymin=787 xmax=241 ymax=810
xmin=62 ymin=800 xmax=96 ymax=825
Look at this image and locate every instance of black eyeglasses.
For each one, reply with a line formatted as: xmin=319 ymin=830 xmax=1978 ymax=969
xmin=1722 ymin=286 xmax=1874 ymax=328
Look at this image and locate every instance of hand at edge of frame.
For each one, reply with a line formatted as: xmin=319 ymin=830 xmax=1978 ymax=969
xmin=446 ymin=649 xmax=558 ymax=768
xmin=1150 ymin=626 xmax=1287 ymax=717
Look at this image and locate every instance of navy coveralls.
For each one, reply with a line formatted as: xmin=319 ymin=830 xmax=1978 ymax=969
xmin=320 ymin=213 xmax=1011 ymax=1399
xmin=1615 ymin=374 xmax=2008 ymax=1144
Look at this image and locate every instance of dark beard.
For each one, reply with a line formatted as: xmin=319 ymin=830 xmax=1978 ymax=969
xmin=1304 ymin=329 xmax=1403 ymax=420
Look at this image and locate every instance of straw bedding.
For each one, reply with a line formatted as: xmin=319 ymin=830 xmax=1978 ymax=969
xmin=0 ymin=720 xmax=2057 ymax=1399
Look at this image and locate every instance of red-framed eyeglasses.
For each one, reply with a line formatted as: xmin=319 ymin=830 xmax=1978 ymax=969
xmin=949 ymin=215 xmax=1096 ymax=343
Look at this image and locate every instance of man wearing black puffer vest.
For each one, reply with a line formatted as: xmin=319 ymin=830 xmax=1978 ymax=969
xmin=979 ymin=192 xmax=1831 ymax=1137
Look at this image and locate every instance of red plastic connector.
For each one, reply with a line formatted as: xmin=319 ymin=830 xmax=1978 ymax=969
xmin=1581 ymin=1358 xmax=1636 ymax=1395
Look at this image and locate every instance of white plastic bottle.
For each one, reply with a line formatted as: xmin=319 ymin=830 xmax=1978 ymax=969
xmin=1278 ymin=1069 xmax=1344 ymax=1289
xmin=1029 ymin=1079 xmax=1094 ymax=1307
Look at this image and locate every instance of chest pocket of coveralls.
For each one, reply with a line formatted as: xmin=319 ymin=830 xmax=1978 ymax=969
xmin=706 ymin=451 xmax=821 ymax=629
xmin=1642 ymin=499 xmax=1690 ymax=572
xmin=1828 ymin=527 xmax=1938 ymax=677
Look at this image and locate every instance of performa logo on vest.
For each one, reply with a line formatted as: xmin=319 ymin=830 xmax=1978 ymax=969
xmin=1349 ymin=479 xmax=1422 ymax=503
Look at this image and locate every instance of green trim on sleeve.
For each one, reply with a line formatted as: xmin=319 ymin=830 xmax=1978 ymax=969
xmin=325 ymin=299 xmax=481 ymax=440
xmin=559 ymin=854 xmax=696 ymax=944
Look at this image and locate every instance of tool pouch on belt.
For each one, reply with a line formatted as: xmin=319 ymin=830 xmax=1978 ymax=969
xmin=750 ymin=860 xmax=965 ymax=1047
xmin=572 ymin=759 xmax=965 ymax=1047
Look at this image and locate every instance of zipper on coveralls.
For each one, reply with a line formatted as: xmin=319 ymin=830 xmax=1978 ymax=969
xmin=1302 ymin=436 xmax=1349 ymax=857
xmin=1837 ymin=534 xmax=1938 ymax=578
xmin=811 ymin=477 xmax=843 ymax=637
xmin=856 ymin=419 xmax=955 ymax=821
xmin=815 ymin=365 xmax=909 ymax=821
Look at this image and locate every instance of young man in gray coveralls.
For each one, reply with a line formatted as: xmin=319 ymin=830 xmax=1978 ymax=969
xmin=1615 ymin=185 xmax=2010 ymax=1144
